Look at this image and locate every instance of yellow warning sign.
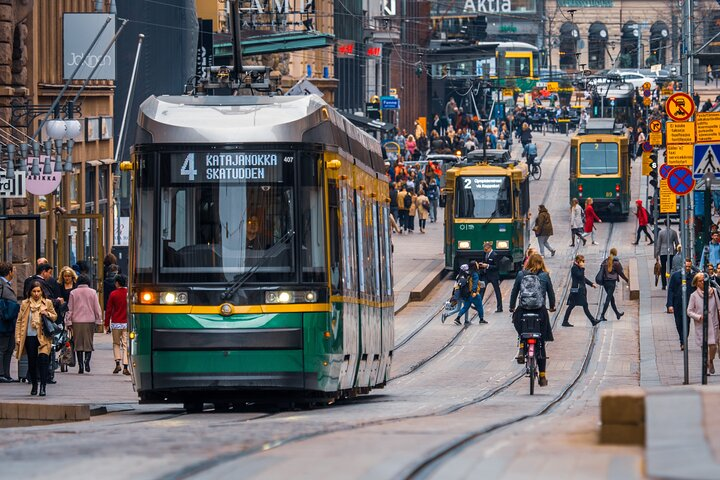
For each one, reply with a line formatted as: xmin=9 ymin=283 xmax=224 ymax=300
xmin=502 ymin=88 xmax=515 ymax=96
xmin=666 ymin=144 xmax=694 ymax=166
xmin=661 ymin=88 xmax=674 ymax=96
xmin=547 ymin=82 xmax=559 ymax=92
xmin=643 ymin=97 xmax=652 ymax=106
xmin=642 ymin=151 xmax=652 ymax=175
xmin=649 ymin=132 xmax=663 ymax=145
xmin=666 ymin=122 xmax=695 ymax=144
xmin=695 ymin=112 xmax=720 ymax=143
xmin=660 ymin=178 xmax=677 ymax=214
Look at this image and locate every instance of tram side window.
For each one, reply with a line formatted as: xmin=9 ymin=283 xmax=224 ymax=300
xmin=456 ymin=176 xmax=511 ymax=218
xmin=300 ymin=153 xmax=327 ymax=283
xmin=355 ymin=191 xmax=366 ymax=295
xmin=371 ymin=204 xmax=381 ymax=301
xmin=382 ymin=206 xmax=393 ymax=297
xmin=340 ymin=184 xmax=358 ymax=294
xmin=328 ymin=181 xmax=341 ymax=294
xmin=579 ymin=143 xmax=619 ymax=175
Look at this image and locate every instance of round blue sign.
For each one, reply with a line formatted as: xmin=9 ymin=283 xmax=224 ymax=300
xmin=642 ymin=142 xmax=653 ymax=153
xmin=667 ymin=167 xmax=695 ymax=196
xmin=660 ymin=164 xmax=673 ymax=178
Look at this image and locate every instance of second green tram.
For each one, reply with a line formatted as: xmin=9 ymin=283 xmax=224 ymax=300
xmin=444 ymin=155 xmax=530 ymax=275
xmin=570 ymin=119 xmax=630 ymax=218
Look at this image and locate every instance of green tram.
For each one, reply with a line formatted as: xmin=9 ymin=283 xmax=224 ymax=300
xmin=127 ymin=95 xmax=393 ymax=409
xmin=443 ymin=150 xmax=530 ymax=275
xmin=569 ymin=119 xmax=630 ymax=219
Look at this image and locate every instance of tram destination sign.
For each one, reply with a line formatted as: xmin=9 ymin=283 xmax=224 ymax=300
xmin=170 ymin=152 xmax=289 ymax=184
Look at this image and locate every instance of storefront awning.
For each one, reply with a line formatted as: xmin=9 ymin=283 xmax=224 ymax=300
xmin=342 ymin=113 xmax=395 ymax=133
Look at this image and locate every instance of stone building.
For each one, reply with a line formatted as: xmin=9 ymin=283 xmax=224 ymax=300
xmin=1 ymin=0 xmax=115 ymax=287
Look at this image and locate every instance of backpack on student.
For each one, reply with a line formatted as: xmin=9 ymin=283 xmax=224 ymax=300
xmin=457 ymin=275 xmax=470 ymax=299
xmin=518 ymin=272 xmax=544 ymax=309
xmin=403 ymin=193 xmax=413 ymax=209
xmin=595 ymin=265 xmax=606 ymax=284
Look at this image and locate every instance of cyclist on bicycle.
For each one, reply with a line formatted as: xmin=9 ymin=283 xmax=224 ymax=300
xmin=524 ymin=143 xmax=538 ymax=166
xmin=509 ymin=253 xmax=556 ymax=386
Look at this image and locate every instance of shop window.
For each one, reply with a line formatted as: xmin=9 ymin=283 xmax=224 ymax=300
xmin=588 ymin=22 xmax=608 ymax=71
xmin=649 ymin=22 xmax=669 ymax=66
xmin=620 ymin=22 xmax=640 ymax=68
xmin=559 ymin=22 xmax=579 ymax=70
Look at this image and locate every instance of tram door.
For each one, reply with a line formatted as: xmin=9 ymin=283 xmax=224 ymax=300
xmin=57 ymin=214 xmax=104 ymax=304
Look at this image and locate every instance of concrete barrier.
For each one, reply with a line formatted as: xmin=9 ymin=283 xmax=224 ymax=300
xmin=0 ymin=402 xmax=90 ymax=427
xmin=628 ymin=258 xmax=640 ymax=300
xmin=409 ymin=268 xmax=448 ymax=303
xmin=599 ymin=387 xmax=645 ymax=446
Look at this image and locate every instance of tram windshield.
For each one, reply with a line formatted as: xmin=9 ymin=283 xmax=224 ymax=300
xmin=579 ymin=143 xmax=619 ymax=175
xmin=455 ymin=176 xmax=512 ymax=219
xmin=134 ymin=150 xmax=326 ymax=283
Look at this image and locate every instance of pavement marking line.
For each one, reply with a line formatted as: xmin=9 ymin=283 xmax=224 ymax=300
xmin=637 ymin=254 xmax=661 ymax=387
xmin=646 ymin=391 xmax=720 ymax=479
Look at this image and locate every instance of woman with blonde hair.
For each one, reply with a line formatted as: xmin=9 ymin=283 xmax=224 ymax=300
xmin=687 ymin=273 xmax=720 ymax=374
xmin=597 ymin=248 xmax=629 ymax=322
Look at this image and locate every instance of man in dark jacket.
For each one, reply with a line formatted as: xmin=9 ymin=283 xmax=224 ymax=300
xmin=479 ymin=242 xmax=503 ymax=312
xmin=23 ymin=263 xmax=56 ymax=300
xmin=103 ymin=264 xmax=119 ymax=308
xmin=666 ymin=259 xmax=698 ymax=349
xmin=0 ymin=262 xmax=18 ymax=382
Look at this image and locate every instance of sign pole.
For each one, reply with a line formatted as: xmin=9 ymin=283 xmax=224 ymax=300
xmin=702 ymin=174 xmax=712 ymax=385
xmin=681 ymin=194 xmax=690 ymax=384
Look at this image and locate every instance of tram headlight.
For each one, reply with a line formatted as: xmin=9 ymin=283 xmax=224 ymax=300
xmin=158 ymin=291 xmax=188 ymax=305
xmin=496 ymin=240 xmax=510 ymax=250
xmin=265 ymin=291 xmax=318 ymax=304
xmin=457 ymin=240 xmax=471 ymax=250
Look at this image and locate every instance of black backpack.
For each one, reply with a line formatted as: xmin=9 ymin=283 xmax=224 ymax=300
xmin=518 ymin=272 xmax=544 ymax=309
xmin=403 ymin=193 xmax=412 ymax=209
xmin=457 ymin=275 xmax=470 ymax=298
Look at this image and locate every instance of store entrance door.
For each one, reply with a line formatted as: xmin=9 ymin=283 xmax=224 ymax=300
xmin=57 ymin=214 xmax=104 ymax=304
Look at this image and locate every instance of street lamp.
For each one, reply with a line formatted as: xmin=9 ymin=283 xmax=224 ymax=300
xmin=3 ymin=117 xmax=79 ymax=178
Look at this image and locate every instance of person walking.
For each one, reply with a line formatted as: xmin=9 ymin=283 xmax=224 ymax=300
xmin=700 ymin=232 xmax=720 ymax=267
xmin=667 ymin=259 xmax=697 ymax=350
xmin=584 ymin=198 xmax=601 ymax=245
xmin=509 ymin=253 xmax=556 ymax=386
xmin=597 ymin=248 xmax=629 ymax=322
xmin=56 ymin=266 xmax=77 ymax=325
xmin=103 ymin=264 xmax=119 ymax=308
xmin=407 ymin=189 xmax=418 ymax=233
xmin=533 ymin=205 xmax=556 ymax=257
xmin=416 ymin=189 xmax=430 ymax=233
xmin=686 ymin=273 xmax=720 ymax=374
xmin=15 ymin=281 xmax=57 ymax=396
xmin=426 ymin=178 xmax=439 ymax=223
xmin=654 ymin=224 xmax=679 ymax=289
xmin=453 ymin=262 xmax=485 ymax=325
xmin=65 ymin=274 xmax=102 ymax=374
xmin=479 ymin=241 xmax=503 ymax=312
xmin=569 ymin=198 xmax=586 ymax=247
xmin=632 ymin=199 xmax=654 ymax=245
xmin=520 ymin=122 xmax=533 ymax=149
xmin=0 ymin=262 xmax=19 ymax=382
xmin=562 ymin=255 xmax=599 ymax=327
xmin=397 ymin=186 xmax=411 ymax=233
xmin=105 ymin=274 xmax=130 ymax=375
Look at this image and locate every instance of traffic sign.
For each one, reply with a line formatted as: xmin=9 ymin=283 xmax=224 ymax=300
xmin=665 ymin=92 xmax=695 ymax=122
xmin=666 ymin=144 xmax=694 ymax=166
xmin=649 ymin=120 xmax=662 ymax=133
xmin=642 ymin=82 xmax=652 ymax=91
xmin=693 ymin=144 xmax=720 ymax=180
xmin=695 ymin=112 xmax=720 ymax=143
xmin=660 ymin=164 xmax=673 ymax=178
xmin=666 ymin=121 xmax=695 ymax=144
xmin=642 ymin=142 xmax=653 ymax=153
xmin=380 ymin=96 xmax=400 ymax=109
xmin=667 ymin=166 xmax=695 ymax=196
xmin=547 ymin=82 xmax=559 ymax=92
xmin=649 ymin=132 xmax=663 ymax=146
xmin=661 ymin=88 xmax=674 ymax=96
xmin=643 ymin=97 xmax=652 ymax=106
xmin=643 ymin=89 xmax=652 ymax=97
xmin=642 ymin=151 xmax=652 ymax=175
xmin=659 ymin=178 xmax=677 ymax=213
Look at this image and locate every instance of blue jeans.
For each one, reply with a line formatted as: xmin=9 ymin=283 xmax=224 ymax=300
xmin=456 ymin=294 xmax=484 ymax=322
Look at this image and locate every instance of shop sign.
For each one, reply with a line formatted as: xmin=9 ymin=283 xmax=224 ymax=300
xmin=25 ymin=157 xmax=62 ymax=195
xmin=434 ymin=0 xmax=536 ymax=16
xmin=337 ymin=41 xmax=354 ymax=57
xmin=0 ymin=171 xmax=26 ymax=198
xmin=558 ymin=0 xmax=613 ymax=6
xmin=63 ymin=13 xmax=116 ymax=80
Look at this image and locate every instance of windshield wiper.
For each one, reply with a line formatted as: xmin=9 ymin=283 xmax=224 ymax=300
xmin=220 ymin=229 xmax=295 ymax=301
xmin=484 ymin=209 xmax=498 ymax=225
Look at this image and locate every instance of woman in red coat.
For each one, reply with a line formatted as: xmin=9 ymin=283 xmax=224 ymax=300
xmin=632 ymin=199 xmax=654 ymax=245
xmin=584 ymin=198 xmax=602 ymax=245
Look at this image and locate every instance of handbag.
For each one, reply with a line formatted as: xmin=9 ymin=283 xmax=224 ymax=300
xmin=595 ymin=265 xmax=606 ymax=285
xmin=41 ymin=314 xmax=60 ymax=337
xmin=570 ymin=287 xmax=580 ymax=294
xmin=654 ymin=259 xmax=662 ymax=286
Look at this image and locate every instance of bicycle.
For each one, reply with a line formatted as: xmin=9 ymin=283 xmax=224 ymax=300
xmin=521 ymin=331 xmax=542 ymax=395
xmin=528 ymin=156 xmax=542 ymax=180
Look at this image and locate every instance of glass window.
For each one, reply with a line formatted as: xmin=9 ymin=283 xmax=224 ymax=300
xmin=507 ymin=57 xmax=531 ymax=78
xmin=85 ymin=167 xmax=96 ymax=214
xmin=328 ymin=181 xmax=341 ymax=294
xmin=135 ymin=156 xmax=155 ymax=281
xmin=340 ymin=184 xmax=357 ymax=292
xmin=99 ymin=167 xmax=107 ymax=201
xmin=455 ymin=176 xmax=512 ymax=218
xmin=158 ymin=151 xmax=295 ymax=282
xmin=299 ymin=153 xmax=326 ymax=283
xmin=355 ymin=192 xmax=366 ymax=294
xmin=371 ymin=204 xmax=381 ymax=298
xmin=580 ymin=143 xmax=619 ymax=175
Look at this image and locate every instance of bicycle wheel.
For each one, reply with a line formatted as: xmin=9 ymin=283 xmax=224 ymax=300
xmin=528 ymin=356 xmax=536 ymax=395
xmin=531 ymin=165 xmax=542 ymax=181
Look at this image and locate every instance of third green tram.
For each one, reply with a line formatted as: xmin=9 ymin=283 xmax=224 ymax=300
xmin=127 ymin=95 xmax=393 ymax=408
xmin=444 ymin=150 xmax=530 ymax=275
xmin=569 ymin=119 xmax=630 ymax=218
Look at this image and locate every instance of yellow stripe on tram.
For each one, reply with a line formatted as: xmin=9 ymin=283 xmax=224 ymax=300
xmin=132 ymin=303 xmax=333 ymax=315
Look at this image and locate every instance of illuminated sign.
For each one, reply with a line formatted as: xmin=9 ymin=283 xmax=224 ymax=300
xmin=338 ymin=41 xmax=354 ymax=57
xmin=171 ymin=153 xmax=289 ymax=184
xmin=438 ymin=0 xmax=536 ymax=15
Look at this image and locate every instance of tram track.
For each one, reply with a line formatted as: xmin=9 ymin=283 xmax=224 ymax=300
xmin=155 ymin=135 xmax=581 ymax=480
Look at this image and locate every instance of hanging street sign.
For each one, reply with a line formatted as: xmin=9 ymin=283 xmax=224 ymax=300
xmin=659 ymin=178 xmax=677 ymax=213
xmin=665 ymin=92 xmax=695 ymax=122
xmin=666 ymin=121 xmax=695 ymax=144
xmin=649 ymin=132 xmax=663 ymax=145
xmin=642 ymin=142 xmax=653 ymax=153
xmin=0 ymin=171 xmax=26 ymax=198
xmin=380 ymin=96 xmax=400 ymax=109
xmin=660 ymin=164 xmax=673 ymax=178
xmin=24 ymin=157 xmax=62 ymax=195
xmin=695 ymin=112 xmax=720 ymax=143
xmin=667 ymin=166 xmax=695 ymax=196
xmin=666 ymin=144 xmax=694 ymax=166
xmin=649 ymin=120 xmax=662 ymax=133
xmin=693 ymin=143 xmax=720 ymax=180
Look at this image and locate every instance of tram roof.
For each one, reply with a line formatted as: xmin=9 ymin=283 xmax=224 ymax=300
xmin=136 ymin=94 xmax=384 ymax=171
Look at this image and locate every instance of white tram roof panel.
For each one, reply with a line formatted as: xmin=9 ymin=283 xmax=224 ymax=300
xmin=138 ymin=94 xmax=333 ymax=144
